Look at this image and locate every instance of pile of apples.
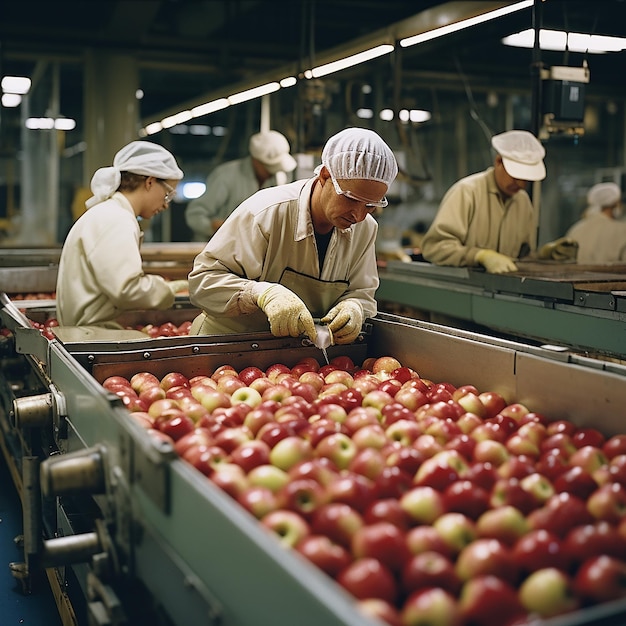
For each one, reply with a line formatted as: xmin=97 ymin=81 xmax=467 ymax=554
xmin=24 ymin=315 xmax=59 ymax=340
xmin=102 ymin=355 xmax=626 ymax=626
xmin=132 ymin=321 xmax=193 ymax=337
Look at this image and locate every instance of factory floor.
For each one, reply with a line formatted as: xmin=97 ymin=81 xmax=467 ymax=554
xmin=0 ymin=452 xmax=62 ymax=625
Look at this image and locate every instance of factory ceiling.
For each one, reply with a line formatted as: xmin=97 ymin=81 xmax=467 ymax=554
xmin=1 ymin=0 xmax=625 ymax=147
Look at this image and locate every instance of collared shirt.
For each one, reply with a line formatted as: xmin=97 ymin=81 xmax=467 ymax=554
xmin=184 ymin=156 xmax=281 ymax=242
xmin=188 ymin=178 xmax=378 ymax=334
xmin=566 ymin=212 xmax=626 ymax=264
xmin=56 ymin=192 xmax=175 ymax=327
xmin=421 ymin=167 xmax=538 ymax=267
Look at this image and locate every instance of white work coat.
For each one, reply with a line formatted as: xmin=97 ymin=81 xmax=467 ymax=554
xmin=185 ymin=156 xmax=281 ymax=242
xmin=421 ymin=168 xmax=538 ymax=267
xmin=566 ymin=212 xmax=626 ymax=264
xmin=56 ymin=192 xmax=175 ymax=327
xmin=188 ymin=178 xmax=379 ymax=335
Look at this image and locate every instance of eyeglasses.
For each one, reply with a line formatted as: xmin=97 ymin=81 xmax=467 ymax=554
xmin=329 ymin=172 xmax=388 ymax=209
xmin=157 ymin=180 xmax=176 ymax=203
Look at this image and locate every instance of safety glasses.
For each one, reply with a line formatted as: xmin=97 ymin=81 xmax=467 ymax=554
xmin=329 ymin=171 xmax=388 ymax=209
xmin=157 ymin=180 xmax=177 ymax=203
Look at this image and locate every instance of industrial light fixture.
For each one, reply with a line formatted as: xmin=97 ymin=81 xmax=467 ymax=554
xmin=25 ymin=117 xmax=76 ymax=130
xmin=502 ymin=28 xmax=626 ymax=53
xmin=305 ymin=44 xmax=394 ymax=79
xmin=400 ymin=0 xmax=533 ymax=48
xmin=1 ymin=75 xmax=31 ymax=95
xmin=2 ymin=93 xmax=22 ymax=107
xmin=228 ymin=81 xmax=280 ymax=105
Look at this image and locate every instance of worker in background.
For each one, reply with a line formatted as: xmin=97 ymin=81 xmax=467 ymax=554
xmin=56 ymin=141 xmax=188 ymax=328
xmin=565 ymin=182 xmax=626 ymax=264
xmin=185 ymin=130 xmax=297 ymax=242
xmin=188 ymin=127 xmax=398 ymax=345
xmin=420 ymin=130 xmax=578 ymax=274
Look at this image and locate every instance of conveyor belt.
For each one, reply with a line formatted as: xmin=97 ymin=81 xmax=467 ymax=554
xmin=377 ymin=261 xmax=626 ymax=359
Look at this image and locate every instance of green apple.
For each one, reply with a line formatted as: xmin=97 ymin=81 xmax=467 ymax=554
xmin=519 ymin=567 xmax=580 ymax=617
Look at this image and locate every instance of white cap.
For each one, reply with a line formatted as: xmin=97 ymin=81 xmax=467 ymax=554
xmin=321 ymin=127 xmax=398 ymax=187
xmin=491 ymin=130 xmax=546 ymax=182
xmin=87 ymin=141 xmax=183 ymax=208
xmin=249 ymin=130 xmax=297 ymax=174
xmin=587 ymin=182 xmax=621 ymax=208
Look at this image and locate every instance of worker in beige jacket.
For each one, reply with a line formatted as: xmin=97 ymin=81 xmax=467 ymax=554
xmin=56 ymin=141 xmax=188 ymax=328
xmin=421 ymin=130 xmax=577 ymax=274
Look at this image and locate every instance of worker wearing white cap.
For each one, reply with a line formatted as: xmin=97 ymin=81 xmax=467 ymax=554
xmin=565 ymin=182 xmax=626 ymax=264
xmin=185 ymin=130 xmax=297 ymax=242
xmin=56 ymin=141 xmax=187 ymax=328
xmin=421 ymin=129 xmax=577 ymax=274
xmin=189 ymin=127 xmax=398 ymax=344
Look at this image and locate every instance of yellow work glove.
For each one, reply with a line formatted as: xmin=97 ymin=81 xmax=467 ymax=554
xmin=475 ymin=249 xmax=518 ymax=274
xmin=537 ymin=237 xmax=579 ymax=261
xmin=257 ymin=284 xmax=316 ymax=341
xmin=321 ymin=298 xmax=364 ymax=345
xmin=168 ymin=280 xmax=189 ymax=294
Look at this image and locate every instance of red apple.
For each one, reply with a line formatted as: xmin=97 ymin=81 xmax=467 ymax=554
xmin=326 ymin=471 xmax=375 ymax=513
xmin=455 ymin=538 xmax=517 ymax=585
xmin=209 ymin=462 xmax=249 ymax=498
xmin=401 ymin=551 xmax=462 ymax=596
xmin=572 ymin=427 xmax=606 ymax=449
xmin=310 ymin=502 xmax=364 ymax=548
xmin=363 ymin=498 xmax=410 ymax=530
xmin=587 ymin=482 xmax=626 ymax=524
xmin=475 ymin=505 xmax=529 ymax=546
xmin=553 ymin=465 xmax=598 ymax=500
xmin=563 ymin=520 xmax=626 ymax=566
xmin=229 ymin=439 xmax=271 ymax=473
xmin=351 ymin=521 xmax=409 ymax=572
xmin=277 ymin=477 xmax=329 ymax=519
xmin=443 ymin=480 xmax=490 ymax=520
xmin=603 ymin=434 xmax=626 ymax=460
xmin=160 ymin=371 xmax=189 ymax=391
xmin=477 ymin=391 xmax=507 ymax=419
xmin=356 ymin=599 xmax=402 ymax=626
xmin=236 ymin=485 xmax=279 ymax=518
xmin=458 ymin=575 xmax=525 ymax=626
xmin=336 ymin=557 xmax=398 ymax=603
xmin=295 ymin=534 xmax=352 ymax=578
xmin=574 ymin=554 xmax=626 ymax=604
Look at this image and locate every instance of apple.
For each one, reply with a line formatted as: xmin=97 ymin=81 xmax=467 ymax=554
xmin=236 ymin=485 xmax=279 ymax=518
xmin=193 ymin=387 xmax=232 ymax=412
xmin=212 ymin=425 xmax=252 ymax=453
xmin=574 ymin=554 xmax=626 ymax=604
xmin=315 ymin=402 xmax=348 ymax=424
xmin=182 ymin=444 xmax=229 ymax=477
xmin=295 ymin=534 xmax=352 ymax=578
xmin=247 ymin=464 xmax=290 ymax=493
xmin=362 ymin=389 xmax=395 ymax=412
xmin=516 ymin=420 xmax=548 ymax=445
xmin=177 ymin=396 xmax=210 ymax=423
xmin=540 ymin=432 xmax=577 ymax=458
xmin=496 ymin=455 xmax=535 ymax=480
xmin=472 ymin=439 xmax=509 ymax=466
xmin=242 ymin=407 xmax=275 ymax=436
xmin=372 ymin=356 xmax=403 ymax=376
xmin=324 ymin=369 xmax=354 ymax=387
xmin=248 ymin=376 xmax=276 ymax=396
xmin=603 ymin=434 xmax=626 ymax=460
xmin=432 ymin=512 xmax=477 ymax=556
xmin=520 ymin=472 xmax=555 ymax=505
xmin=352 ymin=374 xmax=381 ymax=395
xmin=498 ymin=402 xmax=529 ymax=422
xmin=393 ymin=386 xmax=428 ymax=411
xmin=455 ymin=538 xmax=517 ymax=585
xmin=414 ymin=450 xmax=468 ymax=491
xmin=535 ymin=449 xmax=570 ymax=481
xmin=230 ymin=386 xmax=263 ymax=408
xmin=363 ymin=498 xmax=410 ymax=531
xmin=528 ymin=492 xmax=594 ymax=537
xmin=385 ymin=446 xmax=426 ymax=477
xmin=130 ymin=371 xmax=160 ymax=393
xmin=553 ymin=465 xmax=598 ymax=500
xmin=456 ymin=412 xmax=483 ymax=435
xmin=587 ymin=482 xmax=626 ymax=524
xmin=378 ymin=379 xmax=402 ymax=397
xmin=505 ymin=434 xmax=539 ymax=458
xmin=165 ymin=385 xmax=193 ymax=401
xmin=310 ymin=502 xmax=364 ymax=548
xmin=518 ymin=567 xmax=580 ymax=618
xmin=102 ymin=375 xmax=132 ymax=392
xmin=470 ymin=422 xmax=507 ymax=444
xmin=442 ymin=480 xmax=490 ymax=520
xmin=547 ymin=419 xmax=576 ymax=436
xmin=401 ymin=551 xmax=462 ymax=597
xmin=260 ymin=509 xmax=310 ymax=548
xmin=261 ymin=384 xmax=293 ymax=403
xmin=173 ymin=427 xmax=214 ymax=456
xmin=424 ymin=419 xmax=462 ymax=445
xmin=405 ymin=525 xmax=454 ymax=559
xmin=138 ymin=384 xmax=167 ymax=405
xmin=160 ymin=371 xmax=190 ymax=391
xmin=563 ymin=520 xmax=626 ymax=565
xmin=477 ymin=391 xmax=507 ymax=419
xmin=298 ymin=371 xmax=325 ymax=392
xmin=256 ymin=422 xmax=293 ymax=448
xmin=373 ymin=465 xmax=413 ymax=500
xmin=229 ymin=440 xmax=271 ymax=473
xmin=147 ymin=398 xmax=180 ymax=419
xmin=356 ymin=599 xmax=402 ymax=626
xmin=336 ymin=557 xmax=398 ymax=604
xmin=314 ymin=432 xmax=357 ymax=470
xmin=210 ymin=365 xmax=238 ymax=382
xmin=326 ymin=472 xmax=376 ymax=513
xmin=277 ymin=477 xmax=329 ymax=519
xmin=189 ymin=375 xmax=216 ymax=388
xmin=348 ymin=447 xmax=386 ymax=481
xmin=351 ymin=521 xmax=410 ymax=572
xmin=129 ymin=411 xmax=154 ymax=429
xmin=400 ymin=486 xmax=446 ymax=525
xmin=462 ymin=461 xmax=499 ymax=491
xmin=156 ymin=412 xmax=195 ymax=442
xmin=455 ymin=392 xmax=486 ymax=418
xmin=569 ymin=445 xmax=609 ymax=474
xmin=512 ymin=527 xmax=569 ymax=574
xmin=490 ymin=477 xmax=538 ymax=515
xmin=289 ymin=382 xmax=318 ymax=404
xmin=475 ymin=505 xmax=529 ymax=546
xmin=572 ymin=427 xmax=605 ymax=449
xmin=209 ymin=462 xmax=249 ymax=498
xmin=401 ymin=587 xmax=462 ymax=626
xmin=344 ymin=407 xmax=381 ymax=435
xmin=269 ymin=436 xmax=313 ymax=471
xmin=458 ymin=575 xmax=526 ymax=626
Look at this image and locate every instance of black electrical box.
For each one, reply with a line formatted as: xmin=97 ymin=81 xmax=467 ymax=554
xmin=541 ymin=65 xmax=590 ymax=124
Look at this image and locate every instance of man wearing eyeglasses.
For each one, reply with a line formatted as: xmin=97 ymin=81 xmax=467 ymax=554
xmin=188 ymin=127 xmax=398 ymax=345
xmin=56 ymin=141 xmax=188 ymax=328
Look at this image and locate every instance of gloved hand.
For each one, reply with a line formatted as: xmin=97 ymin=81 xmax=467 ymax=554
xmin=537 ymin=237 xmax=579 ymax=261
xmin=168 ymin=280 xmax=189 ymax=294
xmin=321 ymin=298 xmax=364 ymax=344
xmin=475 ymin=249 xmax=518 ymax=274
xmin=256 ymin=284 xmax=316 ymax=341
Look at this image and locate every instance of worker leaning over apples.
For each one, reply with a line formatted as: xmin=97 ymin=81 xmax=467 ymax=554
xmin=188 ymin=127 xmax=399 ymax=345
xmin=56 ymin=141 xmax=189 ymax=328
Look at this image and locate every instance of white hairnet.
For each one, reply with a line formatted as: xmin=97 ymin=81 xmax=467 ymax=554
xmin=249 ymin=130 xmax=297 ymax=174
xmin=87 ymin=141 xmax=183 ymax=208
xmin=587 ymin=182 xmax=621 ymax=209
xmin=320 ymin=127 xmax=398 ymax=187
xmin=491 ymin=130 xmax=546 ymax=182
